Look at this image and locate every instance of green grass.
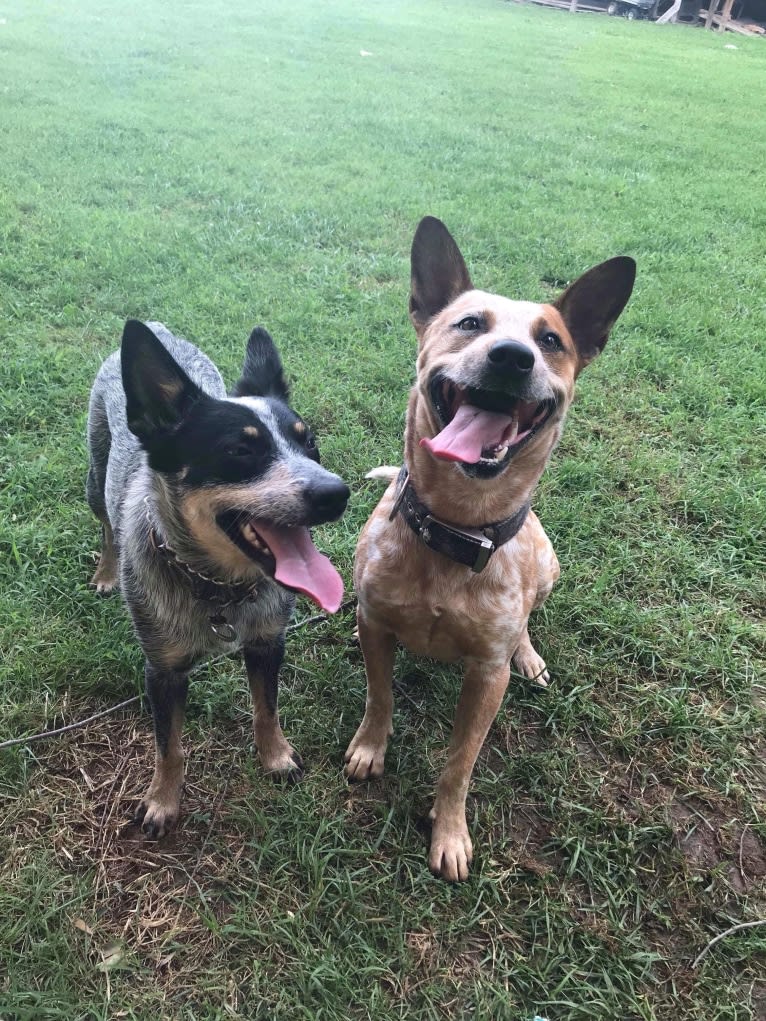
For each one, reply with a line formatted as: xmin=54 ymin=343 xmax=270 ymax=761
xmin=1 ymin=0 xmax=765 ymax=1017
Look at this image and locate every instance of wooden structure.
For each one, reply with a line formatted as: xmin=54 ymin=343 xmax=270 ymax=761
xmin=702 ymin=0 xmax=766 ymax=30
xmin=706 ymin=0 xmax=736 ymax=27
xmin=515 ymin=0 xmax=765 ymax=30
xmin=654 ymin=0 xmax=765 ymax=26
xmin=656 ymin=0 xmax=681 ymax=20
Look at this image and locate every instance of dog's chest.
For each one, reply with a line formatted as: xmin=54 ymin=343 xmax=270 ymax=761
xmin=356 ymin=514 xmax=539 ymax=664
xmin=125 ymin=561 xmax=292 ymax=668
xmin=395 ymin=596 xmax=516 ymax=662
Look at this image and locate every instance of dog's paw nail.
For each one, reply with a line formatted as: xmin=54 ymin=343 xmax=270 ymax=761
xmin=271 ymin=765 xmax=304 ymax=785
xmin=136 ymin=797 xmax=177 ymax=839
xmin=141 ymin=820 xmax=166 ymax=840
xmin=345 ymin=760 xmax=383 ymax=783
xmin=286 ymin=753 xmax=305 ymax=783
xmin=265 ymin=747 xmax=305 ymax=784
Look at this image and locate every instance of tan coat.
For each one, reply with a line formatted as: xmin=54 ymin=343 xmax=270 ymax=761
xmin=345 ymin=217 xmax=635 ymax=881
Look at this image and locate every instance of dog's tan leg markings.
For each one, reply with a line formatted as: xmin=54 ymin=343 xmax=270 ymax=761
xmin=512 ymin=627 xmax=549 ymax=687
xmin=344 ymin=611 xmax=396 ymax=780
xmin=137 ymin=695 xmax=185 ymax=839
xmin=90 ymin=521 xmax=119 ymax=593
xmin=429 ymin=660 xmax=511 ymax=881
xmin=245 ymin=641 xmax=303 ymax=782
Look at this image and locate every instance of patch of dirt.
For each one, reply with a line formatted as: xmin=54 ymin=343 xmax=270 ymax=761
xmin=747 ymin=983 xmax=766 ymax=1021
xmin=644 ymin=926 xmax=700 ymax=998
xmin=590 ymin=750 xmax=766 ymax=895
xmin=485 ymin=801 xmax=560 ymax=880
xmin=3 ymin=711 xmax=260 ymax=992
xmin=404 ymin=923 xmax=525 ymax=998
xmin=669 ymin=796 xmax=766 ymax=894
xmin=342 ymin=782 xmax=403 ymax=839
xmin=506 ymin=804 xmax=553 ymax=856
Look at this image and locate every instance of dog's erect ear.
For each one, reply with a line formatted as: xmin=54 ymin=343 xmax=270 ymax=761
xmin=121 ymin=320 xmax=204 ymax=444
xmin=231 ymin=326 xmax=289 ymax=401
xmin=554 ymin=257 xmax=636 ymax=369
xmin=409 ymin=216 xmax=473 ymax=336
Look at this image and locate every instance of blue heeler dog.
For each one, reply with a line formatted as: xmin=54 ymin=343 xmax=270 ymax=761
xmin=87 ymin=320 xmax=350 ymax=837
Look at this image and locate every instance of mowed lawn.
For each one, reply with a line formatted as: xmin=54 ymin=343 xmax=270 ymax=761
xmin=1 ymin=0 xmax=765 ymax=1017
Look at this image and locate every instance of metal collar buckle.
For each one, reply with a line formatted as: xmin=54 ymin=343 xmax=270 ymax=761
xmin=419 ymin=514 xmax=496 ymax=574
xmin=469 ymin=533 xmax=496 ymax=573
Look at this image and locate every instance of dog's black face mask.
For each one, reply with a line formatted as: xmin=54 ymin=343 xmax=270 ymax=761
xmin=121 ymin=320 xmax=349 ymax=610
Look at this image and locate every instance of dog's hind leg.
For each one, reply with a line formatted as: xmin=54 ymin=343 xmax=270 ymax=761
xmin=245 ymin=638 xmax=303 ymax=783
xmin=511 ymin=537 xmax=560 ymax=686
xmin=135 ymin=662 xmax=189 ymax=838
xmin=429 ymin=659 xmax=510 ymax=882
xmin=86 ymin=390 xmax=119 ymax=593
xmin=512 ymin=627 xmax=550 ymax=687
xmin=89 ymin=520 xmax=119 ymax=594
xmin=344 ymin=609 xmax=396 ymax=781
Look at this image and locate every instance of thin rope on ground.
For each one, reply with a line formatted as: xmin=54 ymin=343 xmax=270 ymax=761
xmin=0 ymin=696 xmax=142 ymax=751
xmin=692 ymin=919 xmax=766 ymax=968
xmin=287 ymin=597 xmax=355 ymax=632
xmin=0 ymin=597 xmax=543 ymax=751
xmin=0 ymin=598 xmax=356 ymax=752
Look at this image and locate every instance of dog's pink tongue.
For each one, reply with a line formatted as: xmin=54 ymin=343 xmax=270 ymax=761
xmin=255 ymin=524 xmax=344 ymax=613
xmin=420 ymin=404 xmax=514 ymax=464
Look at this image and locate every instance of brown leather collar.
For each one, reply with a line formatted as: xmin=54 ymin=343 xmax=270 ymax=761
xmin=389 ymin=466 xmax=530 ymax=573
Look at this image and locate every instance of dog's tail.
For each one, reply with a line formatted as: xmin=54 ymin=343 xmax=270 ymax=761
xmin=365 ymin=466 xmax=399 ymax=483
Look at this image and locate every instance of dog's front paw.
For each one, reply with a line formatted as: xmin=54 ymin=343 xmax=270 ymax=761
xmin=259 ymin=741 xmax=304 ymax=784
xmin=428 ymin=812 xmax=473 ymax=882
xmin=134 ymin=794 xmax=180 ymax=840
xmin=344 ymin=723 xmax=389 ymax=781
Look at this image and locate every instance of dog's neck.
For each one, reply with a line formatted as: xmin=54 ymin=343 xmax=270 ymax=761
xmin=144 ymin=474 xmax=261 ymax=587
xmin=146 ymin=478 xmax=202 ymax=563
xmin=404 ymin=390 xmax=562 ymax=527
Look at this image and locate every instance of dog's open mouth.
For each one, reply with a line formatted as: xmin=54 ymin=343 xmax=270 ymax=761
xmin=422 ymin=375 xmax=555 ymax=477
xmin=216 ymin=511 xmax=343 ymax=613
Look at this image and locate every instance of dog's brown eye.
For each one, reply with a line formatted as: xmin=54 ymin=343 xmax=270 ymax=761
xmin=539 ymin=331 xmax=562 ymax=352
xmin=304 ymin=433 xmax=320 ymax=462
xmin=456 ymin=316 xmax=481 ymax=332
xmin=226 ymin=444 xmax=252 ymax=458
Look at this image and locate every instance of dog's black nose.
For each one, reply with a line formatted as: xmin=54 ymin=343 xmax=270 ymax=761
xmin=487 ymin=340 xmax=535 ymax=376
xmin=306 ymin=479 xmax=350 ymax=521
